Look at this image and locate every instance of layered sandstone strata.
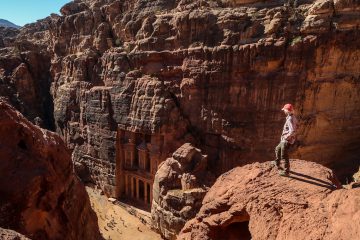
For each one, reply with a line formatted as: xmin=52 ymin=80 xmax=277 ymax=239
xmin=0 ymin=101 xmax=100 ymax=240
xmin=44 ymin=0 xmax=360 ymax=198
xmin=179 ymin=160 xmax=360 ymax=240
xmin=152 ymin=143 xmax=215 ymax=239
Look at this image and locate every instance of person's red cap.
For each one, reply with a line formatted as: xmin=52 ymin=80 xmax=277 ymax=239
xmin=282 ymin=103 xmax=294 ymax=112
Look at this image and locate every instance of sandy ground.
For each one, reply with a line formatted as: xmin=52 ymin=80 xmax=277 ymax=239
xmin=86 ymin=187 xmax=162 ymax=240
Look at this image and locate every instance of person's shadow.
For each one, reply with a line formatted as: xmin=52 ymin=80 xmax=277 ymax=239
xmin=287 ymin=171 xmax=339 ymax=190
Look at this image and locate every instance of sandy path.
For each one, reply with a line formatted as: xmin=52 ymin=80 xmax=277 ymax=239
xmin=86 ymin=187 xmax=162 ymax=240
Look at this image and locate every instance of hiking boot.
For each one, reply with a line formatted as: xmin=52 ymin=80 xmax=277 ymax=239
xmin=271 ymin=160 xmax=280 ymax=169
xmin=279 ymin=170 xmax=289 ymax=177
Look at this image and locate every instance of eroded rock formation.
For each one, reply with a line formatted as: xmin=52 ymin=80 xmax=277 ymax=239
xmin=152 ymin=143 xmax=215 ymax=239
xmin=0 ymin=101 xmax=101 ymax=240
xmin=0 ymin=17 xmax=55 ymax=130
xmin=0 ymin=26 xmax=19 ymax=48
xmin=179 ymin=160 xmax=360 ymax=240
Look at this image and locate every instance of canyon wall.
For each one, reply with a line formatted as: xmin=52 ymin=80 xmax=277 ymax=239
xmin=0 ymin=18 xmax=55 ymax=130
xmin=0 ymin=101 xmax=100 ymax=240
xmin=45 ymin=0 xmax=360 ymax=195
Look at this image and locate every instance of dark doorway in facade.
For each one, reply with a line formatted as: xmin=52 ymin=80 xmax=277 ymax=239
xmin=139 ymin=180 xmax=145 ymax=201
xmin=147 ymin=183 xmax=151 ymax=204
xmin=132 ymin=178 xmax=136 ymax=198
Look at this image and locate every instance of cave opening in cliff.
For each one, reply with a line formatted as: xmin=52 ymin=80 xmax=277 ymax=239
xmin=228 ymin=221 xmax=251 ymax=240
xmin=210 ymin=217 xmax=252 ymax=240
xmin=17 ymin=140 xmax=27 ymax=150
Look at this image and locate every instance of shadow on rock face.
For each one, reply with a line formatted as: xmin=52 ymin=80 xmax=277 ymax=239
xmin=288 ymin=170 xmax=338 ymax=189
xmin=0 ymin=100 xmax=102 ymax=240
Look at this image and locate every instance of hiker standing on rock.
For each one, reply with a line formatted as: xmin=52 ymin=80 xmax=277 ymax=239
xmin=273 ymin=104 xmax=298 ymax=176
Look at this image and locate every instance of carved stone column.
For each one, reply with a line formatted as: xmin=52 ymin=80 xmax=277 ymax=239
xmin=131 ymin=176 xmax=134 ymax=198
xmin=125 ymin=174 xmax=128 ymax=196
xmin=144 ymin=182 xmax=148 ymax=204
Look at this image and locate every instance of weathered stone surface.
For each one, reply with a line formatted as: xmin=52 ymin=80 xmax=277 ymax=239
xmin=179 ymin=160 xmax=360 ymax=240
xmin=0 ymin=101 xmax=101 ymax=240
xmin=0 ymin=228 xmax=30 ymax=240
xmin=0 ymin=27 xmax=19 ymax=48
xmin=152 ymin=143 xmax=215 ymax=239
xmin=0 ymin=18 xmax=54 ymax=130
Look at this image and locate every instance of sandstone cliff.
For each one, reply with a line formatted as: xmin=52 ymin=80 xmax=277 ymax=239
xmin=0 ymin=18 xmax=55 ymax=130
xmin=0 ymin=100 xmax=101 ymax=240
xmin=48 ymin=0 xmax=360 ymax=196
xmin=179 ymin=160 xmax=360 ymax=240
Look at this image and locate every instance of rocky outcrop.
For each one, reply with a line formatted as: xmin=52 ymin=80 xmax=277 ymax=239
xmin=152 ymin=143 xmax=215 ymax=239
xmin=0 ymin=26 xmax=19 ymax=48
xmin=179 ymin=160 xmax=360 ymax=240
xmin=0 ymin=101 xmax=101 ymax=240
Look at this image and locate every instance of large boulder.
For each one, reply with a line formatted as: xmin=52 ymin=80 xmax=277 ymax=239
xmin=0 ymin=101 xmax=101 ymax=240
xmin=152 ymin=143 xmax=215 ymax=239
xmin=179 ymin=160 xmax=360 ymax=240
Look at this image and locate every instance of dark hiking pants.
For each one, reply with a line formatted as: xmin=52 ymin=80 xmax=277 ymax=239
xmin=275 ymin=141 xmax=290 ymax=172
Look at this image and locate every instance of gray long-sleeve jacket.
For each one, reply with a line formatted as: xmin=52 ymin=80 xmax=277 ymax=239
xmin=281 ymin=114 xmax=298 ymax=144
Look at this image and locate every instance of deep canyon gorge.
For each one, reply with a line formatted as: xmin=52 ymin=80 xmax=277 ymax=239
xmin=0 ymin=0 xmax=360 ymax=239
